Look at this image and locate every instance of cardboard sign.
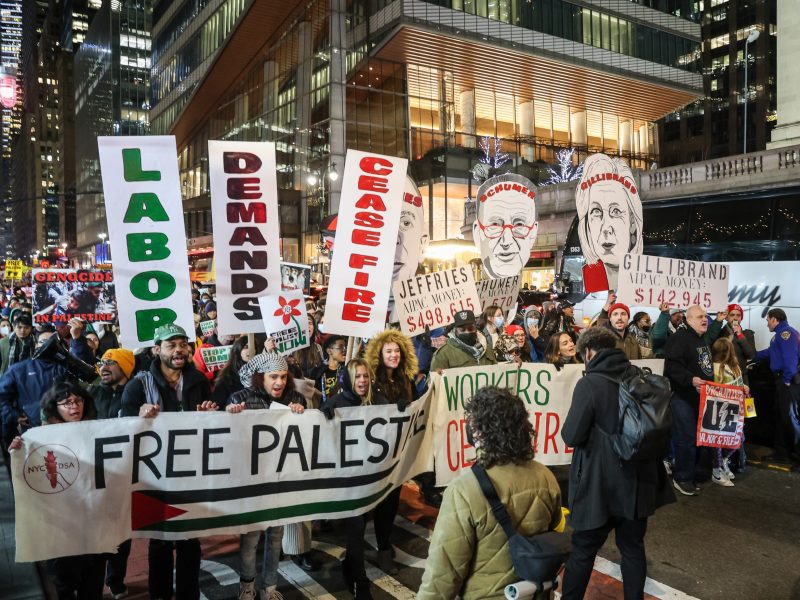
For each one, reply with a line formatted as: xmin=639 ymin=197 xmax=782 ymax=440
xmin=280 ymin=262 xmax=311 ymax=296
xmin=393 ymin=266 xmax=481 ymax=337
xmin=200 ymin=344 xmax=232 ymax=372
xmin=5 ymin=259 xmax=24 ymax=279
xmin=199 ymin=320 xmax=216 ymax=336
xmin=209 ymin=141 xmax=281 ymax=336
xmin=476 ymin=274 xmax=520 ymax=313
xmin=575 ymin=154 xmax=643 ymax=292
xmin=98 ymin=136 xmax=195 ymax=347
xmin=31 ymin=269 xmax=116 ymax=325
xmin=617 ymin=253 xmax=730 ymax=310
xmin=258 ymin=290 xmax=310 ymax=356
xmin=697 ymin=382 xmax=745 ymax=449
xmin=324 ymin=150 xmax=408 ymax=338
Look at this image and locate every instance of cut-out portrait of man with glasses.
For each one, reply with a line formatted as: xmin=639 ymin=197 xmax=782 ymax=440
xmin=393 ymin=176 xmax=429 ymax=284
xmin=472 ymin=174 xmax=538 ymax=279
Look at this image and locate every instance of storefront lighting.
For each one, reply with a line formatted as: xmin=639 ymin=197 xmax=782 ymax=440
xmin=424 ymin=241 xmax=479 ymax=261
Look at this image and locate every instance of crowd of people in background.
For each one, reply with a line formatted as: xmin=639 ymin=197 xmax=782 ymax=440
xmin=0 ymin=279 xmax=798 ymax=600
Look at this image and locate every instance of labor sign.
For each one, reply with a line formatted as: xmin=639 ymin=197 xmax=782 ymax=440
xmin=697 ymin=381 xmax=745 ymax=450
xmin=98 ymin=136 xmax=194 ymax=347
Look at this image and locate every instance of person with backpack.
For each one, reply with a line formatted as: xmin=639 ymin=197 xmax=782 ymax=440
xmin=561 ymin=327 xmax=674 ymax=600
xmin=418 ymin=386 xmax=564 ymax=599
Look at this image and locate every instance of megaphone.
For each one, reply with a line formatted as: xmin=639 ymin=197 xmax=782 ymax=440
xmin=33 ymin=334 xmax=98 ymax=383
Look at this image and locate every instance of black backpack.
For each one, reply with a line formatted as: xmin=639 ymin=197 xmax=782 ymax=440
xmin=594 ymin=365 xmax=673 ymax=461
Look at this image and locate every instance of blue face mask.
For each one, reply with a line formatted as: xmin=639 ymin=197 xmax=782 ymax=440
xmin=526 ymin=317 xmax=539 ymax=329
xmin=494 ymin=316 xmax=505 ymax=328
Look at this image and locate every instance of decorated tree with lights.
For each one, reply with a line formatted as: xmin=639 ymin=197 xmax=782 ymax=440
xmin=545 ymin=148 xmax=583 ymax=185
xmin=471 ymin=136 xmax=510 ymax=183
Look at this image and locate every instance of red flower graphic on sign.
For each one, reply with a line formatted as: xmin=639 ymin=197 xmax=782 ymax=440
xmin=274 ymin=296 xmax=302 ymax=325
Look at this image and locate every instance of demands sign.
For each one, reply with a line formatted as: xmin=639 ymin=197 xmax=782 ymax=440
xmin=31 ymin=269 xmax=116 ymax=324
xmin=393 ymin=266 xmax=480 ymax=337
xmin=697 ymin=382 xmax=744 ymax=449
xmin=98 ymin=136 xmax=195 ymax=347
xmin=617 ymin=253 xmax=730 ymax=310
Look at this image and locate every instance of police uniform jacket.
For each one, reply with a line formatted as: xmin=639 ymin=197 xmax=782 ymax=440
xmin=755 ymin=320 xmax=800 ymax=385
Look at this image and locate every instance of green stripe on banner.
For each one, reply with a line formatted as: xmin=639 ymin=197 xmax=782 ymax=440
xmin=138 ymin=485 xmax=394 ymax=533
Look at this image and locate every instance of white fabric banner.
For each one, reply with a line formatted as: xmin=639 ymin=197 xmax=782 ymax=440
xmin=98 ymin=136 xmax=194 ymax=347
xmin=617 ymin=253 xmax=730 ymax=311
xmin=393 ymin=266 xmax=481 ymax=337
xmin=258 ymin=290 xmax=311 ymax=356
xmin=324 ymin=150 xmax=408 ymax=338
xmin=476 ymin=274 xmax=521 ymax=313
xmin=209 ymin=141 xmax=281 ymax=336
xmin=12 ymin=397 xmax=432 ymax=562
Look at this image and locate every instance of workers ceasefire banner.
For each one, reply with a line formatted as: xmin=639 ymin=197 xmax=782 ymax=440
xmin=12 ymin=398 xmax=432 ymax=562
xmin=324 ymin=150 xmax=408 ymax=338
xmin=429 ymin=359 xmax=664 ymax=486
xmin=209 ymin=141 xmax=281 ymax=336
xmin=697 ymin=382 xmax=745 ymax=450
xmin=31 ymin=269 xmax=116 ymax=325
xmin=616 ymin=253 xmax=730 ymax=311
xmin=98 ymin=136 xmax=195 ymax=347
xmin=393 ymin=266 xmax=481 ymax=337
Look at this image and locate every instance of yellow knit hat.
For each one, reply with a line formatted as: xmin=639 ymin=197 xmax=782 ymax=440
xmin=102 ymin=348 xmax=136 ymax=379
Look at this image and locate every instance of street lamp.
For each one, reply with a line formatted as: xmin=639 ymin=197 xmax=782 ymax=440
xmin=743 ymin=28 xmax=760 ymax=154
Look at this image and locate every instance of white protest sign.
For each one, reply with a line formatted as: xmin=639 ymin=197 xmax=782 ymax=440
xmin=200 ymin=344 xmax=232 ymax=372
xmin=476 ymin=274 xmax=520 ymax=313
xmin=209 ymin=141 xmax=281 ymax=336
xmin=258 ymin=290 xmax=310 ymax=356
xmin=324 ymin=150 xmax=408 ymax=338
xmin=392 ymin=266 xmax=480 ymax=337
xmin=199 ymin=320 xmax=216 ymax=336
xmin=98 ymin=136 xmax=194 ymax=347
xmin=617 ymin=253 xmax=730 ymax=311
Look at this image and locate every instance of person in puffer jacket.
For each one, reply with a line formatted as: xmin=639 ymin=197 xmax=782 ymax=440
xmin=418 ymin=386 xmax=564 ymax=600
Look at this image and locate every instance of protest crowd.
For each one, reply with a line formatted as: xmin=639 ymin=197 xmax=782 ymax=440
xmin=1 ymin=147 xmax=799 ymax=600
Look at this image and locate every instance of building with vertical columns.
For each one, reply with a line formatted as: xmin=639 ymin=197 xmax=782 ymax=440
xmin=168 ymin=0 xmax=702 ymax=287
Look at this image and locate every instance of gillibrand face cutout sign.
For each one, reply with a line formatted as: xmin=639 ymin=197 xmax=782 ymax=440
xmin=472 ymin=173 xmax=538 ymax=279
xmin=575 ymin=153 xmax=643 ymax=293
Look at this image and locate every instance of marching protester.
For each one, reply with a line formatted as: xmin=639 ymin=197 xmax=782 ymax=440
xmin=211 ymin=335 xmax=251 ymax=405
xmin=88 ymin=347 xmax=136 ymax=598
xmin=507 ymin=324 xmax=535 ymax=363
xmin=418 ymin=386 xmax=564 ymax=599
xmin=9 ymin=382 xmax=105 ymax=600
xmin=480 ymin=305 xmax=506 ymax=348
xmin=663 ymin=305 xmax=717 ymax=495
xmin=0 ymin=328 xmax=68 ymax=449
xmin=494 ymin=333 xmax=523 ymax=364
xmin=650 ymin=303 xmax=685 ymax=357
xmin=121 ymin=323 xmax=216 ymax=600
xmin=0 ymin=311 xmax=34 ymax=376
xmin=719 ymin=304 xmax=756 ymax=388
xmin=317 ymin=335 xmax=346 ymax=402
xmin=540 ymin=299 xmax=577 ymax=345
xmin=67 ymin=318 xmax=98 ymax=365
xmin=321 ymin=357 xmax=390 ymax=599
xmin=431 ymin=310 xmax=498 ymax=371
xmin=597 ymin=299 xmax=642 ymax=360
xmin=561 ymin=327 xmax=674 ymax=600
xmin=95 ymin=323 xmax=120 ymax=356
xmin=629 ymin=311 xmax=653 ymax=357
xmin=543 ymin=331 xmax=581 ymax=370
xmin=364 ymin=328 xmax=421 ymax=575
xmin=710 ymin=337 xmax=747 ymax=487
xmin=226 ymin=352 xmax=307 ymax=600
xmin=754 ymin=308 xmax=800 ymax=470
xmin=288 ymin=316 xmax=325 ymax=381
xmin=522 ymin=306 xmax=545 ymax=362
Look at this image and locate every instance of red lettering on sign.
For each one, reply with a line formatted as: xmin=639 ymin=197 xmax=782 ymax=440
xmin=352 ymin=229 xmax=380 ymax=246
xmin=342 ymin=303 xmax=371 ymax=322
xmin=349 ymin=254 xmax=378 ymax=269
xmin=359 ymin=156 xmax=393 ymax=176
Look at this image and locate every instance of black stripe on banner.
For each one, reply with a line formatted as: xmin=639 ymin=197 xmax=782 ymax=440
xmin=136 ymin=462 xmax=399 ymax=504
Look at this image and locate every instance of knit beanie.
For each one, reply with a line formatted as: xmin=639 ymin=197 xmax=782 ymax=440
xmin=102 ymin=348 xmax=135 ymax=379
xmin=607 ymin=302 xmax=630 ymax=318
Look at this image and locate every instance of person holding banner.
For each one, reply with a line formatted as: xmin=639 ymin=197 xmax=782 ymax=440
xmin=431 ymin=311 xmax=498 ymax=371
xmin=418 ymin=386 xmax=564 ymax=600
xmin=710 ymin=337 xmax=747 ymax=487
xmin=364 ymin=329 xmax=421 ymax=575
xmin=226 ymin=352 xmax=307 ymax=600
xmin=121 ymin=323 xmax=216 ymax=600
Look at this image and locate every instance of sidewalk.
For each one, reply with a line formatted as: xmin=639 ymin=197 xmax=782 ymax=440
xmin=0 ymin=451 xmax=46 ymax=600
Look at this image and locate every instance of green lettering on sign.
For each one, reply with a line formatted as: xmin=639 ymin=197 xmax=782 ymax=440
xmin=127 ymin=233 xmax=171 ymax=261
xmin=124 ymin=193 xmax=169 ymax=223
xmin=136 ymin=309 xmax=178 ymax=342
xmin=130 ymin=271 xmax=177 ymax=301
xmin=122 ymin=148 xmax=161 ymax=182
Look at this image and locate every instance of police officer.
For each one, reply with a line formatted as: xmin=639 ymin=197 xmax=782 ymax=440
xmin=755 ymin=308 xmax=800 ymax=471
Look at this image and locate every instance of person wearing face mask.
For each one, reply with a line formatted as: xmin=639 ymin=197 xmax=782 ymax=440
xmin=522 ymin=306 xmax=545 ymax=362
xmin=0 ymin=318 xmax=11 ymax=338
xmin=480 ymin=305 xmax=506 ymax=349
xmin=431 ymin=311 xmax=498 ymax=371
xmin=628 ymin=312 xmax=654 ymax=358
xmin=0 ymin=312 xmax=35 ymax=376
xmin=121 ymin=323 xmax=217 ymax=600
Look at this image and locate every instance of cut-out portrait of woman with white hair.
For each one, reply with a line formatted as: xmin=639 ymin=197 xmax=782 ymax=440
xmin=472 ymin=174 xmax=538 ymax=279
xmin=575 ymin=154 xmax=643 ymax=292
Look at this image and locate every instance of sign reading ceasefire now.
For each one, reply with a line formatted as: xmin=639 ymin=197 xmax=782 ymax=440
xmin=98 ymin=136 xmax=194 ymax=347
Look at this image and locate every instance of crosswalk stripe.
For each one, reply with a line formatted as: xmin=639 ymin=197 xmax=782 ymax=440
xmin=593 ymin=556 xmax=701 ymax=600
xmin=277 ymin=560 xmax=339 ymax=600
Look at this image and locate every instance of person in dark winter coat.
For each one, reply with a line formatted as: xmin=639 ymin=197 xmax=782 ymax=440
xmin=561 ymin=327 xmax=674 ymax=600
xmin=720 ymin=303 xmax=756 ymax=386
xmin=120 ymin=323 xmax=216 ymax=600
xmin=663 ymin=305 xmax=716 ymax=496
xmin=211 ymin=335 xmax=250 ymax=405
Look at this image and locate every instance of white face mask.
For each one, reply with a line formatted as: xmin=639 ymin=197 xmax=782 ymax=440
xmin=0 ymin=326 xmax=9 ymax=336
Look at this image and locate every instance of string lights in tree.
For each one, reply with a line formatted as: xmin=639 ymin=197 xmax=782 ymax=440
xmin=471 ymin=136 xmax=510 ymax=183
xmin=545 ymin=148 xmax=583 ymax=185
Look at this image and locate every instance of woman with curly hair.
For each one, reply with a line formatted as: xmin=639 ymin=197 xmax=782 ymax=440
xmin=418 ymin=386 xmax=564 ymax=599
xmin=9 ymin=382 xmax=103 ymax=600
xmin=544 ymin=331 xmax=581 ymax=370
xmin=363 ymin=328 xmax=420 ymax=575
